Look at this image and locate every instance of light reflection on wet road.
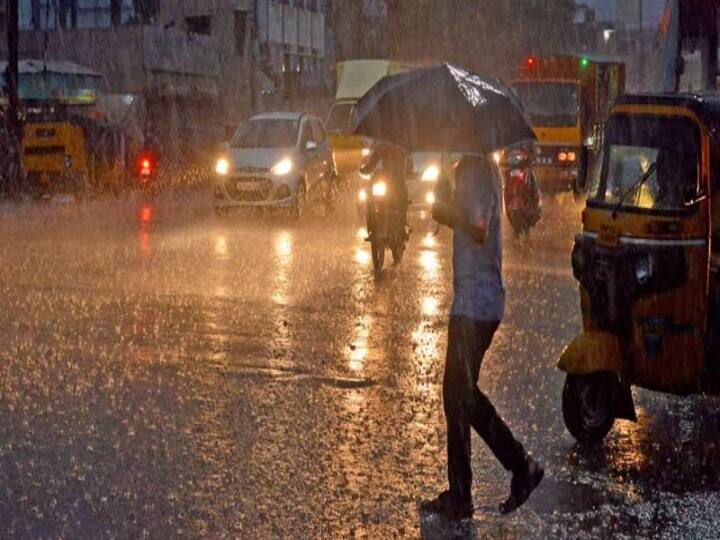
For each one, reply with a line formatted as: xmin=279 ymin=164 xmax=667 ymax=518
xmin=1 ymin=190 xmax=719 ymax=538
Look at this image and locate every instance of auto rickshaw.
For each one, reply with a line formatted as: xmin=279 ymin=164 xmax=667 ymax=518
xmin=23 ymin=106 xmax=127 ymax=197
xmin=558 ymin=93 xmax=720 ymax=443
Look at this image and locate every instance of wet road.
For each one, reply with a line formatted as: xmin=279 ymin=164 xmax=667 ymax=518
xmin=1 ymin=188 xmax=720 ymax=538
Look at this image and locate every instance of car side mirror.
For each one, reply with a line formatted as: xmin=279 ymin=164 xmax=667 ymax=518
xmin=305 ymin=141 xmax=318 ymax=152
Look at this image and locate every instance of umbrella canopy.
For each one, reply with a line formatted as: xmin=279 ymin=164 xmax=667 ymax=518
xmin=351 ymin=64 xmax=535 ymax=154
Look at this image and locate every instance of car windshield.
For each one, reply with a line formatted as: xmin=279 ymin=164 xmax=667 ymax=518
xmin=512 ymin=82 xmax=579 ymax=127
xmin=230 ymin=119 xmax=298 ymax=149
xmin=588 ymin=114 xmax=700 ymax=211
xmin=325 ymin=103 xmax=355 ymax=134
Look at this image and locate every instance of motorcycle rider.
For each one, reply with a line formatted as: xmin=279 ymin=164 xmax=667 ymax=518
xmin=360 ymin=142 xmax=410 ymax=236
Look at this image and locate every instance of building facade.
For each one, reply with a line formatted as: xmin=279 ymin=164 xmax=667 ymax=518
xmin=1 ymin=0 xmax=327 ymax=158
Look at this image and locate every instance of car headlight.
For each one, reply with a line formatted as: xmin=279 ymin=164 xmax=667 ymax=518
xmin=271 ymin=158 xmax=293 ymax=176
xmin=361 ymin=147 xmax=371 ymax=157
xmin=635 ymin=255 xmax=654 ymax=285
xmin=358 ymin=189 xmax=367 ymax=202
xmin=492 ymin=151 xmax=502 ymax=165
xmin=372 ymin=181 xmax=387 ymax=197
xmin=421 ymin=164 xmax=440 ymax=182
xmin=425 ymin=191 xmax=436 ymax=205
xmin=215 ymin=158 xmax=230 ymax=175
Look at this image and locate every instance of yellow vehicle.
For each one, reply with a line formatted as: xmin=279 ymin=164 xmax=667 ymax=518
xmin=326 ymin=60 xmax=416 ymax=180
xmin=512 ymin=55 xmax=625 ymax=192
xmin=23 ymin=109 xmax=126 ymax=197
xmin=558 ymin=93 xmax=720 ymax=443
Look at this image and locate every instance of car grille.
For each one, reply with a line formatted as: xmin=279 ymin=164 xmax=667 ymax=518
xmin=237 ymin=165 xmax=269 ymax=174
xmin=225 ymin=177 xmax=272 ymax=201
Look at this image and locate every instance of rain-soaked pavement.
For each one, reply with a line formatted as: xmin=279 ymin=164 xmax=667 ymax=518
xmin=1 ymin=187 xmax=720 ymax=539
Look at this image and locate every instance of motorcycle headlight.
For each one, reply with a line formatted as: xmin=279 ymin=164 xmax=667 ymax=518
xmin=635 ymin=255 xmax=654 ymax=285
xmin=271 ymin=158 xmax=293 ymax=176
xmin=421 ymin=164 xmax=440 ymax=182
xmin=358 ymin=189 xmax=367 ymax=202
xmin=425 ymin=191 xmax=436 ymax=205
xmin=215 ymin=158 xmax=230 ymax=175
xmin=361 ymin=147 xmax=371 ymax=157
xmin=372 ymin=181 xmax=387 ymax=197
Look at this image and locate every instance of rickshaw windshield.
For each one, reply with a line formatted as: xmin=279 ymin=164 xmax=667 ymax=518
xmin=588 ymin=115 xmax=701 ymax=212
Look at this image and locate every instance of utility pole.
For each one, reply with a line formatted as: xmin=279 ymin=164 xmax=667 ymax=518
xmin=5 ymin=0 xmax=22 ymax=196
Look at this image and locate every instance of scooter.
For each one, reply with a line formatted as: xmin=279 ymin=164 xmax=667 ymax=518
xmin=136 ymin=152 xmax=158 ymax=194
xmin=501 ymin=147 xmax=541 ymax=236
xmin=362 ymin=171 xmax=409 ymax=278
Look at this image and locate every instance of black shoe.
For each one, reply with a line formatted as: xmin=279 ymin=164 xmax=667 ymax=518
xmin=499 ymin=457 xmax=544 ymax=515
xmin=420 ymin=490 xmax=473 ymax=521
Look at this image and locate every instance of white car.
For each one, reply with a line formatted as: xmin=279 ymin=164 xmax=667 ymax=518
xmin=213 ymin=112 xmax=337 ymax=218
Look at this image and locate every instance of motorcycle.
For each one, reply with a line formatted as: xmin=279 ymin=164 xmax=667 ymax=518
xmin=136 ymin=152 xmax=158 ymax=194
xmin=360 ymin=171 xmax=409 ymax=278
xmin=501 ymin=147 xmax=541 ymax=236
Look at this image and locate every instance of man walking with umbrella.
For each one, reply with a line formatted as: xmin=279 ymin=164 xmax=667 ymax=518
xmin=421 ymin=154 xmax=543 ymax=520
xmin=350 ymin=64 xmax=544 ymax=519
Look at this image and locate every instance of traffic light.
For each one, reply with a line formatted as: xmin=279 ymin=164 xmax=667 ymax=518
xmin=580 ymin=57 xmax=590 ymax=69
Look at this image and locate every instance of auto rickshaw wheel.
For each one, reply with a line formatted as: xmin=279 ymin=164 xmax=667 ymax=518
xmin=562 ymin=372 xmax=618 ymax=444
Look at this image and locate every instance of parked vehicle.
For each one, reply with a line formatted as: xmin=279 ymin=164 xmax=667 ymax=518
xmin=23 ymin=107 xmax=126 ymax=198
xmin=558 ymin=93 xmax=720 ymax=443
xmin=500 ymin=146 xmax=542 ymax=236
xmin=213 ymin=112 xmax=338 ymax=219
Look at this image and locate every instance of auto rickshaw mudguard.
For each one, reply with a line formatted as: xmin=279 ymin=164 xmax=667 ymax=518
xmin=557 ymin=332 xmax=622 ymax=375
xmin=558 ymin=332 xmax=637 ymax=421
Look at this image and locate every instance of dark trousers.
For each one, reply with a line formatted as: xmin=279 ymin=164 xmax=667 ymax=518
xmin=443 ymin=315 xmax=527 ymax=506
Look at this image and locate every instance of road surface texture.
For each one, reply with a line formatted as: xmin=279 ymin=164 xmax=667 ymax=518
xmin=1 ymin=188 xmax=719 ymax=538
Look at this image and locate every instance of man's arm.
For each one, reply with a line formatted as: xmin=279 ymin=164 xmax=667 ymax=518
xmin=433 ymin=201 xmax=488 ymax=244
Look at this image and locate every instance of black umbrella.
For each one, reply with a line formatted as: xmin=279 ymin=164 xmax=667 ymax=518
xmin=351 ymin=64 xmax=535 ymax=154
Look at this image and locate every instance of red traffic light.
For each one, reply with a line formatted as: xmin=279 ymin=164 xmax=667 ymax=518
xmin=526 ymin=56 xmax=536 ymax=67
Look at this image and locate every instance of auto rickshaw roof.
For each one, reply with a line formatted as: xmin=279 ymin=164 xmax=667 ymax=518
xmin=615 ymin=93 xmax=720 ymax=135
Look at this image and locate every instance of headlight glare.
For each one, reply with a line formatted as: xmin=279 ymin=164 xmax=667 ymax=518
xmin=215 ymin=158 xmax=230 ymax=175
xmin=421 ymin=164 xmax=440 ymax=182
xmin=372 ymin=181 xmax=387 ymax=197
xmin=358 ymin=189 xmax=367 ymax=202
xmin=271 ymin=158 xmax=293 ymax=176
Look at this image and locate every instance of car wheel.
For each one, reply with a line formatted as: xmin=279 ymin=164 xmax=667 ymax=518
xmin=562 ymin=372 xmax=618 ymax=444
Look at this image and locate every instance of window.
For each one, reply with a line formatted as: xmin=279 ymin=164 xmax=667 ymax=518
xmin=185 ymin=15 xmax=212 ymax=36
xmin=589 ymin=115 xmax=701 ymax=212
xmin=234 ymin=10 xmax=247 ymax=57
xmin=512 ymin=81 xmax=580 ymax=128
xmin=311 ymin=119 xmax=327 ymax=144
xmin=299 ymin=120 xmax=315 ymax=148
xmin=325 ymin=103 xmax=354 ymax=135
xmin=230 ymin=119 xmax=299 ymax=149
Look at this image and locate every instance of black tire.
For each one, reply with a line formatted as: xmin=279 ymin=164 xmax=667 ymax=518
xmin=371 ymin=236 xmax=385 ymax=278
xmin=291 ymin=182 xmax=306 ymax=221
xmin=508 ymin=212 xmax=528 ymax=237
xmin=391 ymin=244 xmax=404 ymax=264
xmin=562 ymin=372 xmax=618 ymax=444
